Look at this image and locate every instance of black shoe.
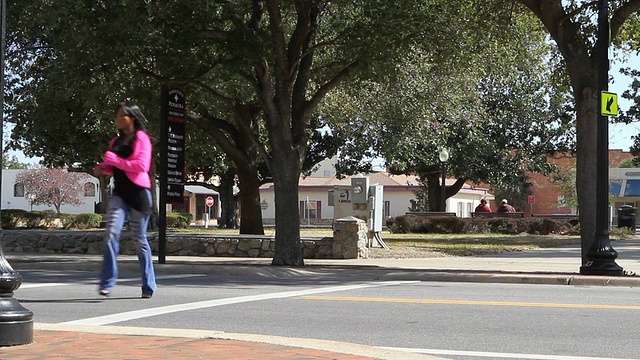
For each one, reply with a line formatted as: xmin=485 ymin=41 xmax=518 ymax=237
xmin=141 ymin=291 xmax=153 ymax=299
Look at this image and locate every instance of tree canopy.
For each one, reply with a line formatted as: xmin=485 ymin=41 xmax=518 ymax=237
xmin=321 ymin=8 xmax=573 ymax=211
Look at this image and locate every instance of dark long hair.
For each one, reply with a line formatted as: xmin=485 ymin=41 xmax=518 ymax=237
xmin=119 ymin=102 xmax=148 ymax=132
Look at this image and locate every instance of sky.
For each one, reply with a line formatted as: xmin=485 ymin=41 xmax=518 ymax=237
xmin=609 ymin=54 xmax=639 ymax=151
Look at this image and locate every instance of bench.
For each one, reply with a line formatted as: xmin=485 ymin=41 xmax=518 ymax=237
xmin=531 ymin=214 xmax=578 ymax=220
xmin=471 ymin=212 xmax=525 ymax=218
xmin=405 ymin=212 xmax=457 ymax=217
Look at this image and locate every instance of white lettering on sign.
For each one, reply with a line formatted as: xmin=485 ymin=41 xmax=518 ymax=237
xmin=168 ymin=101 xmax=184 ymax=109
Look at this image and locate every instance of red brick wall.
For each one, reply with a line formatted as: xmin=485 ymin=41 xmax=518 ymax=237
xmin=525 ymin=150 xmax=634 ymax=216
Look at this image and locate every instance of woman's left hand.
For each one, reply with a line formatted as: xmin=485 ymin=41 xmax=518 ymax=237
xmin=103 ymin=151 xmax=119 ymax=165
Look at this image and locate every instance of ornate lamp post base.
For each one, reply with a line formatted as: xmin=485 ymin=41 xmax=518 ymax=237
xmin=0 ymin=295 xmax=34 ymax=346
xmin=580 ymin=260 xmax=624 ymax=276
xmin=0 ymin=238 xmax=33 ymax=346
xmin=579 ymin=234 xmax=624 ymax=276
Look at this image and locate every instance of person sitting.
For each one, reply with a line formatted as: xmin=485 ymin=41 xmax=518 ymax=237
xmin=475 ymin=199 xmax=492 ymax=212
xmin=497 ymin=199 xmax=516 ymax=213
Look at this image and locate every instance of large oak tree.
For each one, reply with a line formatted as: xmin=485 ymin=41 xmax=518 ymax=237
xmin=514 ymin=0 xmax=640 ymax=264
xmin=7 ymin=1 xmax=453 ymax=265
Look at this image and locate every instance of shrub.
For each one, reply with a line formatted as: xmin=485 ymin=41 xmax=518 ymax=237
xmin=75 ymin=213 xmax=103 ymax=229
xmin=610 ymin=226 xmax=635 ymax=239
xmin=480 ymin=218 xmax=523 ymax=234
xmin=23 ymin=211 xmax=44 ymax=228
xmin=464 ymin=218 xmax=493 ymax=234
xmin=389 ymin=215 xmax=465 ymax=234
xmin=166 ymin=212 xmax=190 ymax=228
xmin=58 ymin=213 xmax=76 ymax=228
xmin=1 ymin=209 xmax=29 ymax=229
xmin=177 ymin=212 xmax=193 ymax=222
xmin=389 ymin=214 xmax=580 ymax=235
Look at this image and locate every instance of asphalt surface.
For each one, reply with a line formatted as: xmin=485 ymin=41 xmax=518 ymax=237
xmin=2 ymin=238 xmax=640 ymax=359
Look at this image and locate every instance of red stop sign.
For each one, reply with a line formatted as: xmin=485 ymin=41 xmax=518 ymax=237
xmin=206 ymin=196 xmax=214 ymax=207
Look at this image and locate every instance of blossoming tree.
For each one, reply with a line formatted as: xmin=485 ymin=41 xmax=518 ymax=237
xmin=15 ymin=168 xmax=92 ymax=214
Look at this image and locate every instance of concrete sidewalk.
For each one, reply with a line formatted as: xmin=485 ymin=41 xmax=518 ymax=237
xmin=3 ymin=238 xmax=640 ymax=359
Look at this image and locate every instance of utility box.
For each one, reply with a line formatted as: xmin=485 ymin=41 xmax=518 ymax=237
xmin=617 ymin=204 xmax=637 ymax=232
xmin=328 ymin=176 xmax=386 ymax=247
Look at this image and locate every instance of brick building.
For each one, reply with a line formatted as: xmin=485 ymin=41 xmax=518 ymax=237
xmin=525 ymin=150 xmax=634 ymax=216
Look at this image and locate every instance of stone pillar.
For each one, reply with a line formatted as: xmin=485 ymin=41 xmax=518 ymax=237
xmin=332 ymin=216 xmax=369 ymax=259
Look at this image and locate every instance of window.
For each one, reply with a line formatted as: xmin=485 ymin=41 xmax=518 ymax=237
xmin=305 ymin=201 xmax=317 ymax=219
xmin=300 ymin=200 xmax=322 ymax=219
xmin=172 ymin=197 xmax=190 ymax=214
xmin=624 ymin=179 xmax=640 ymax=196
xmin=84 ymin=182 xmax=96 ymax=197
xmin=610 ymin=180 xmax=623 ymax=197
xmin=14 ymin=183 xmax=25 ymax=197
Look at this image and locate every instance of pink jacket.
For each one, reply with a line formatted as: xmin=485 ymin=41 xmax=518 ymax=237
xmin=99 ymin=130 xmax=152 ymax=189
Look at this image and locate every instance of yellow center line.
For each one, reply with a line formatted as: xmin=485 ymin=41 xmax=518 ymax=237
xmin=296 ymin=296 xmax=640 ymax=310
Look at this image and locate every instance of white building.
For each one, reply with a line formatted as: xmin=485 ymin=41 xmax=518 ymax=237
xmin=168 ymin=185 xmax=221 ymax=226
xmin=259 ymin=170 xmax=494 ymax=225
xmin=1 ymin=169 xmax=100 ymax=214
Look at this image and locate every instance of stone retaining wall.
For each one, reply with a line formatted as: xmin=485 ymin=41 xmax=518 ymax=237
xmin=1 ymin=218 xmax=369 ymax=259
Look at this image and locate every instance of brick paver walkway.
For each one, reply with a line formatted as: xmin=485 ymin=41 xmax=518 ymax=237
xmin=0 ymin=330 xmax=377 ymax=360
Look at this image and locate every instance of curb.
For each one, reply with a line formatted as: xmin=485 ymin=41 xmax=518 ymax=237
xmin=377 ymin=270 xmax=640 ymax=287
xmin=9 ymin=255 xmax=640 ymax=287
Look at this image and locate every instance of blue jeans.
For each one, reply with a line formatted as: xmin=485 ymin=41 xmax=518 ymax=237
xmin=99 ymin=191 xmax=156 ymax=294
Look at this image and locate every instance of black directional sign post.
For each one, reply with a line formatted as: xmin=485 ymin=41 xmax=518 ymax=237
xmin=158 ymin=86 xmax=187 ymax=263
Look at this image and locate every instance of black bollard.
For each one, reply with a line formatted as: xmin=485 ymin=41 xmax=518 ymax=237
xmin=0 ymin=230 xmax=34 ymax=346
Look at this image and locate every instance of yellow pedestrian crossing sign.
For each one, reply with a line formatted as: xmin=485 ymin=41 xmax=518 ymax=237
xmin=601 ymin=91 xmax=618 ymax=116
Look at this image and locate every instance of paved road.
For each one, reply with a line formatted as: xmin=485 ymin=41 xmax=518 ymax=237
xmin=3 ymin=239 xmax=640 ymax=360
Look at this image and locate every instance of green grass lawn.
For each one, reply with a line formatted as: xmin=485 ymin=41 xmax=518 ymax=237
xmin=167 ymin=227 xmax=609 ymax=258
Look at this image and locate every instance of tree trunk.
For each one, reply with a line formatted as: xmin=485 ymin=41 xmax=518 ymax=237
xmin=271 ymin=177 xmax=303 ymax=266
xmin=218 ymin=170 xmax=237 ymax=229
xmin=575 ymin=86 xmax=598 ymax=265
xmin=237 ymin=165 xmax=264 ymax=235
xmin=270 ymin=151 xmax=303 ymax=266
xmin=424 ymin=173 xmax=467 ymax=212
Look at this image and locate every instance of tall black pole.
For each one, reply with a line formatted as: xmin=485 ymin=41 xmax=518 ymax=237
xmin=441 ymin=162 xmax=446 ymax=212
xmin=580 ymin=0 xmax=623 ymax=275
xmin=0 ymin=0 xmax=34 ymax=345
xmin=158 ymin=85 xmax=168 ymax=264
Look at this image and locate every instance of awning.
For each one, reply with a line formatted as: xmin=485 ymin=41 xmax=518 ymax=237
xmin=184 ymin=185 xmax=219 ymax=195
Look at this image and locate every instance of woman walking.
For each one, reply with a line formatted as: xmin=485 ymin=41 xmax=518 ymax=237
xmin=93 ymin=103 xmax=156 ymax=298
